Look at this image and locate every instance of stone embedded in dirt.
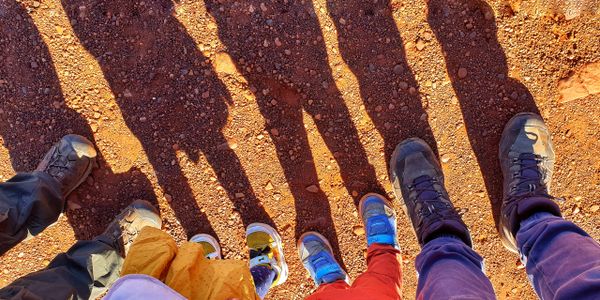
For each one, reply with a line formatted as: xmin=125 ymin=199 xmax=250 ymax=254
xmin=393 ymin=64 xmax=404 ymax=75
xmin=352 ymin=225 xmax=365 ymax=236
xmin=30 ymin=61 xmax=38 ymax=69
xmin=306 ymin=185 xmax=319 ymax=193
xmin=416 ymin=39 xmax=426 ymax=51
xmin=270 ymin=128 xmax=279 ymax=136
xmin=423 ymin=32 xmax=433 ymax=41
xmin=214 ymin=52 xmax=237 ymax=75
xmin=399 ymin=81 xmax=408 ymax=90
xmin=458 ymin=67 xmax=468 ymax=79
xmin=235 ymin=192 xmax=245 ymax=198
xmin=274 ymin=37 xmax=282 ymax=47
xmin=67 ymin=199 xmax=82 ymax=210
xmin=441 ymin=154 xmax=451 ymax=163
xmin=265 ymin=181 xmax=274 ymax=191
xmin=339 ymin=17 xmax=346 ymax=25
xmin=165 ymin=193 xmax=173 ymax=203
xmin=558 ymin=62 xmax=600 ymax=103
xmin=260 ymin=3 xmax=267 ymax=12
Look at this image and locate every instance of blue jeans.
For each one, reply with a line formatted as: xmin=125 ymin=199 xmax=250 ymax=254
xmin=416 ymin=207 xmax=600 ymax=299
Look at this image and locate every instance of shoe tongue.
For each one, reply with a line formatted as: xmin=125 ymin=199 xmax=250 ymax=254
xmin=414 ymin=175 xmax=439 ymax=200
xmin=518 ymin=154 xmax=541 ymax=181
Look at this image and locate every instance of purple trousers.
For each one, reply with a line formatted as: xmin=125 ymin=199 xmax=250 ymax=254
xmin=415 ymin=209 xmax=600 ymax=299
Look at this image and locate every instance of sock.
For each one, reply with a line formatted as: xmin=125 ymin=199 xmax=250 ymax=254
xmin=250 ymin=264 xmax=277 ymax=299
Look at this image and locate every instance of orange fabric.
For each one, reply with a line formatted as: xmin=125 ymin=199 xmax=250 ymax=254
xmin=307 ymin=244 xmax=402 ymax=300
xmin=121 ymin=227 xmax=260 ymax=300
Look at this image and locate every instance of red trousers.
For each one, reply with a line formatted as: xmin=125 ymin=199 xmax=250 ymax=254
xmin=307 ymin=244 xmax=402 ymax=300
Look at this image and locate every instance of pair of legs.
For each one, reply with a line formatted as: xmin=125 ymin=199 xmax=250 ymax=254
xmin=301 ymin=113 xmax=600 ymax=299
xmin=0 ymin=135 xmax=162 ymax=299
xmin=0 ymin=135 xmax=289 ymax=299
xmin=107 ymin=224 xmax=287 ymax=300
xmin=180 ymin=223 xmax=289 ymax=299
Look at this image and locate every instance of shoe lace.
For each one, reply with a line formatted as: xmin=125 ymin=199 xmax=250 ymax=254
xmin=46 ymin=149 xmax=70 ymax=178
xmin=109 ymin=211 xmax=139 ymax=253
xmin=505 ymin=153 xmax=563 ymax=206
xmin=250 ymin=245 xmax=271 ymax=260
xmin=408 ymin=175 xmax=458 ymax=222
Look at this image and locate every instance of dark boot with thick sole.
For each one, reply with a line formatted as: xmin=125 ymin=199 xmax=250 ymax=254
xmin=36 ymin=134 xmax=97 ymax=197
xmin=389 ymin=138 xmax=472 ymax=247
xmin=499 ymin=112 xmax=562 ymax=253
xmin=98 ymin=200 xmax=162 ymax=256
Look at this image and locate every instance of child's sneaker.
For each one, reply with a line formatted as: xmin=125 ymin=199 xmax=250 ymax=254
xmin=297 ymin=232 xmax=348 ymax=286
xmin=359 ymin=193 xmax=399 ymax=249
xmin=190 ymin=234 xmax=222 ymax=259
xmin=246 ymin=223 xmax=288 ymax=287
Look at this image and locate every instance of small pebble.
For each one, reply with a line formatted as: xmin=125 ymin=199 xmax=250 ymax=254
xmin=306 ymin=185 xmax=319 ymax=193
xmin=393 ymin=64 xmax=404 ymax=75
xmin=458 ymin=67 xmax=468 ymax=79
xmin=416 ymin=39 xmax=426 ymax=51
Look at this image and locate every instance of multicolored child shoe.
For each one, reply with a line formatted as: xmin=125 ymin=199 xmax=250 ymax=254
xmin=359 ymin=193 xmax=399 ymax=249
xmin=297 ymin=232 xmax=348 ymax=286
xmin=190 ymin=234 xmax=222 ymax=259
xmin=246 ymin=223 xmax=289 ymax=287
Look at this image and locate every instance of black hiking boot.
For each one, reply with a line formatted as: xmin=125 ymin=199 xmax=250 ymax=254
xmin=36 ymin=134 xmax=97 ymax=197
xmin=499 ymin=113 xmax=562 ymax=253
xmin=97 ymin=200 xmax=162 ymax=256
xmin=390 ymin=138 xmax=472 ymax=247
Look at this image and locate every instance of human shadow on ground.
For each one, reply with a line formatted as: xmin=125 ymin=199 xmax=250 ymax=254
xmin=0 ymin=0 xmax=157 ymax=240
xmin=327 ymin=0 xmax=438 ymax=165
xmin=62 ymin=0 xmax=274 ymax=238
xmin=204 ymin=0 xmax=384 ymax=262
xmin=427 ymin=0 xmax=540 ymax=226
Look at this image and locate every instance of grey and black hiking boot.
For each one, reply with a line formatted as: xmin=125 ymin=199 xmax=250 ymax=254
xmin=499 ymin=113 xmax=562 ymax=253
xmin=36 ymin=134 xmax=97 ymax=197
xmin=390 ymin=138 xmax=472 ymax=247
xmin=98 ymin=200 xmax=162 ymax=256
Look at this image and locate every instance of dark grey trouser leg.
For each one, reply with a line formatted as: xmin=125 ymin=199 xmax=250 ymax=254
xmin=0 ymin=172 xmax=123 ymax=299
xmin=0 ymin=172 xmax=64 ymax=255
xmin=0 ymin=235 xmax=123 ymax=300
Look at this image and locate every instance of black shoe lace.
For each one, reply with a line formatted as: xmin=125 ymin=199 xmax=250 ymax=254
xmin=250 ymin=245 xmax=271 ymax=260
xmin=505 ymin=153 xmax=563 ymax=205
xmin=408 ymin=175 xmax=457 ymax=221
xmin=46 ymin=150 xmax=70 ymax=176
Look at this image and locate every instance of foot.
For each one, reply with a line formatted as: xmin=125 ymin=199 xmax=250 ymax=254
xmin=246 ymin=223 xmax=288 ymax=287
xmin=389 ymin=138 xmax=472 ymax=247
xmin=99 ymin=200 xmax=162 ymax=256
xmin=190 ymin=234 xmax=222 ymax=259
xmin=36 ymin=134 xmax=97 ymax=197
xmin=297 ymin=232 xmax=348 ymax=286
xmin=359 ymin=193 xmax=398 ymax=249
xmin=499 ymin=112 xmax=561 ymax=252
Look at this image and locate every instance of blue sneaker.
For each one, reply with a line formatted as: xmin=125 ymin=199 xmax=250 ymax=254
xmin=297 ymin=232 xmax=348 ymax=286
xmin=359 ymin=193 xmax=399 ymax=249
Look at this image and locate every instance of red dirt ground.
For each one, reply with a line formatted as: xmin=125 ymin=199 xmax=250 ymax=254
xmin=1 ymin=0 xmax=599 ymax=299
